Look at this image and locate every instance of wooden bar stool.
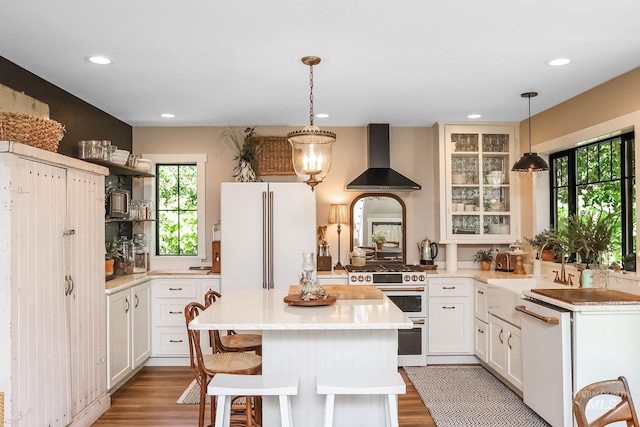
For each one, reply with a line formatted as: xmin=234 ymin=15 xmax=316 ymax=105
xmin=204 ymin=290 xmax=263 ymax=355
xmin=208 ymin=373 xmax=298 ymax=427
xmin=573 ymin=376 xmax=639 ymax=427
xmin=316 ymin=371 xmax=406 ymax=427
xmin=185 ymin=302 xmax=262 ymax=427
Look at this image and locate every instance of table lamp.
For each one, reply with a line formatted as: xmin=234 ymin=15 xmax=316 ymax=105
xmin=328 ymin=204 xmax=348 ymax=270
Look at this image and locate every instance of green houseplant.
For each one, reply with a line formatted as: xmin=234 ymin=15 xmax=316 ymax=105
xmin=473 ymin=249 xmax=494 ymax=271
xmin=525 ymin=229 xmax=562 ymax=261
xmin=371 ymin=231 xmax=387 ymax=249
xmin=566 ymin=211 xmax=617 ymax=266
xmin=105 ymin=238 xmax=121 ymax=276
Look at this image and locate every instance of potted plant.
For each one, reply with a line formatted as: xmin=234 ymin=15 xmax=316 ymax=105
xmin=473 ymin=249 xmax=494 ymax=271
xmin=105 ymin=238 xmax=121 ymax=276
xmin=525 ymin=229 xmax=562 ymax=261
xmin=566 ymin=211 xmax=617 ymax=266
xmin=371 ymin=231 xmax=387 ymax=250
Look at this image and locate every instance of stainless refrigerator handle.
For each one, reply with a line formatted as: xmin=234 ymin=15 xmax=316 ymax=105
xmin=262 ymin=191 xmax=268 ymax=289
xmin=515 ymin=304 xmax=560 ymax=325
xmin=269 ymin=191 xmax=274 ymax=289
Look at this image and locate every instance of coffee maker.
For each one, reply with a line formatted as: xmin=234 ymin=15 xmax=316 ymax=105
xmin=418 ymin=238 xmax=439 ymax=265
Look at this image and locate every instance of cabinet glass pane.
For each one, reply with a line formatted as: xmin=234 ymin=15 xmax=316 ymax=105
xmin=482 ymin=134 xmax=509 ymax=153
xmin=452 ymin=133 xmax=479 ymax=152
xmin=484 ymin=215 xmax=510 ymax=235
xmin=452 ymin=187 xmax=480 ymax=207
xmin=483 ymin=187 xmax=510 ymax=212
xmin=451 ymin=156 xmax=479 ymax=185
xmin=482 ymin=155 xmax=509 ymax=184
xmin=452 ymin=215 xmax=480 ymax=235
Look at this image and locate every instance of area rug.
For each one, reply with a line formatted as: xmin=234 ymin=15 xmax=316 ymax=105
xmin=403 ymin=365 xmax=550 ymax=427
xmin=176 ymin=379 xmax=210 ymax=404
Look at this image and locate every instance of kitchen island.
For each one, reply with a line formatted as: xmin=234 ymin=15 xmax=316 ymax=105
xmin=189 ymin=288 xmax=413 ymax=427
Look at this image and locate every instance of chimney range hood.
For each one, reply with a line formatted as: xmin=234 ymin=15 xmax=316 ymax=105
xmin=347 ymin=123 xmax=421 ymax=191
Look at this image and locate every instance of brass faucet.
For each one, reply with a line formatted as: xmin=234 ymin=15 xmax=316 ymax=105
xmin=552 ymin=248 xmax=577 ymax=286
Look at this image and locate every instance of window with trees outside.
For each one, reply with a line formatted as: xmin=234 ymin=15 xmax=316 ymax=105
xmin=147 ymin=153 xmax=207 ymax=259
xmin=549 ymin=131 xmax=635 ymax=264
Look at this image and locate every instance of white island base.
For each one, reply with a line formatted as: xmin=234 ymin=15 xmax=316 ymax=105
xmin=262 ymin=329 xmax=398 ymax=427
xmin=189 ymin=289 xmax=411 ymax=427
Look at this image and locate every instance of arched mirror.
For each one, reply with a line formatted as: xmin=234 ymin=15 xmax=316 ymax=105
xmin=350 ymin=193 xmax=406 ymax=263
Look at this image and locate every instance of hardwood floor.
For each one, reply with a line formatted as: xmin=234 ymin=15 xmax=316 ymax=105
xmin=93 ymin=366 xmax=435 ymax=427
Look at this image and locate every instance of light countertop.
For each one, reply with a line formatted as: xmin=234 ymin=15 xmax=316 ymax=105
xmin=105 ymin=270 xmax=220 ymax=294
xmin=188 ymin=289 xmax=413 ymax=331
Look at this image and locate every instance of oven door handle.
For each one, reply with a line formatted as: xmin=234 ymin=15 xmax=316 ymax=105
xmin=515 ymin=305 xmax=560 ymax=325
xmin=411 ymin=318 xmax=425 ymax=325
xmin=378 ymin=286 xmax=425 ymax=292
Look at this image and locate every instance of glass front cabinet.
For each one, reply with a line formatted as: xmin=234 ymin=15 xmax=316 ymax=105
xmin=436 ymin=123 xmax=519 ymax=243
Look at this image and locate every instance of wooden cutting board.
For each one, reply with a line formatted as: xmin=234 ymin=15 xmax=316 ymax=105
xmin=530 ymin=288 xmax=640 ymax=305
xmin=288 ymin=285 xmax=383 ymax=300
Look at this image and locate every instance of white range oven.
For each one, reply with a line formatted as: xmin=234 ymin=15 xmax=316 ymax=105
xmin=346 ymin=264 xmax=428 ymax=366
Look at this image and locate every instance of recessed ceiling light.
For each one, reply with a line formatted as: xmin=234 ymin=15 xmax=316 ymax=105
xmin=86 ymin=56 xmax=112 ymax=65
xmin=160 ymin=113 xmax=175 ymax=118
xmin=315 ymin=113 xmax=329 ymax=118
xmin=548 ymin=58 xmax=571 ymax=66
xmin=467 ymin=114 xmax=482 ymax=119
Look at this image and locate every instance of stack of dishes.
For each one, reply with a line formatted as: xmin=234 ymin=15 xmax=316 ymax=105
xmin=110 ymin=149 xmax=130 ymax=165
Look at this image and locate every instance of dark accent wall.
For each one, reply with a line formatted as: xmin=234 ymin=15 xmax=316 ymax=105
xmin=0 ymin=56 xmax=132 ymax=157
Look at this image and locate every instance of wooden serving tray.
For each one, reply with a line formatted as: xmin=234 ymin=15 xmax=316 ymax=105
xmin=288 ymin=285 xmax=383 ymax=300
xmin=530 ymin=288 xmax=640 ymax=305
xmin=283 ymin=294 xmax=337 ymax=306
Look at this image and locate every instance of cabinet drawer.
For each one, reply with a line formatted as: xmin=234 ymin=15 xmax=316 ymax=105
xmin=153 ymin=299 xmax=193 ymax=326
xmin=152 ymin=327 xmax=190 ymax=356
xmin=154 ymin=281 xmax=198 ymax=298
xmin=429 ymin=279 xmax=472 ymax=297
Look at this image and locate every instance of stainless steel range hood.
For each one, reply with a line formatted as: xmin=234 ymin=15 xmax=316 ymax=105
xmin=347 ymin=123 xmax=421 ymax=191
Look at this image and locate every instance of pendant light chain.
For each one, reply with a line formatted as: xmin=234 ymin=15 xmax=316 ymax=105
xmin=527 ymin=94 xmax=532 ymax=151
xmin=308 ymin=63 xmax=315 ymax=126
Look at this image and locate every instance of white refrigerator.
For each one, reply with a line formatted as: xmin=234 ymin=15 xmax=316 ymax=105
xmin=220 ymin=182 xmax=316 ymax=291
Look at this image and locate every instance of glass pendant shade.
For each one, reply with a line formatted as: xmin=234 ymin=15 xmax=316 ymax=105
xmin=287 ymin=56 xmax=336 ymax=191
xmin=512 ymin=91 xmax=549 ymax=173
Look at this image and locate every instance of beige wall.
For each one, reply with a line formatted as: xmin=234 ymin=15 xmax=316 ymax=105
xmin=134 ymin=66 xmax=640 ymax=268
xmin=133 ymin=125 xmax=438 ymax=266
xmin=517 ymin=66 xmax=640 ymax=247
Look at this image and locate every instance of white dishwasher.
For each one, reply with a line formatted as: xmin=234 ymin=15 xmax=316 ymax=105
xmin=516 ymin=299 xmax=572 ymax=427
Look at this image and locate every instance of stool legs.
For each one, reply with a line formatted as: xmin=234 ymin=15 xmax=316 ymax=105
xmin=322 ymin=394 xmax=336 ymax=427
xmin=279 ymin=395 xmax=293 ymax=427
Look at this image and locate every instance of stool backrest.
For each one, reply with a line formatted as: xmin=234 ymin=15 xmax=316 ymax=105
xmin=184 ymin=301 xmax=207 ymax=374
xmin=573 ymin=376 xmax=639 ymax=427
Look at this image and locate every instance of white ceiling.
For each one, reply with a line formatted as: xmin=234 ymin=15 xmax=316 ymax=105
xmin=2 ymin=0 xmax=640 ymax=127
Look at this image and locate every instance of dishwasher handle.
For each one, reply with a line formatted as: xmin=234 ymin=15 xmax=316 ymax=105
xmin=515 ymin=305 xmax=560 ymax=325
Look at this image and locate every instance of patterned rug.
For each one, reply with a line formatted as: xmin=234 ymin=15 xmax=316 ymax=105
xmin=404 ymin=365 xmax=551 ymax=427
xmin=176 ymin=379 xmax=210 ymax=404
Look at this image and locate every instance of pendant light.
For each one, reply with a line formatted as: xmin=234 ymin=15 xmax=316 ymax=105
xmin=511 ymin=92 xmax=549 ymax=174
xmin=288 ymin=56 xmax=336 ymax=191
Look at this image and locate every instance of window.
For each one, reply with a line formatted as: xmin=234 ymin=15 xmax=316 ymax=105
xmin=156 ymin=164 xmax=198 ymax=255
xmin=550 ymin=131 xmax=635 ymax=263
xmin=143 ymin=154 xmax=207 ymax=260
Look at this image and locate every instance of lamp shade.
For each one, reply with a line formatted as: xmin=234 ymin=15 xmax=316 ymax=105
xmin=328 ymin=204 xmax=348 ymax=225
xmin=511 ymin=152 xmax=549 ymax=172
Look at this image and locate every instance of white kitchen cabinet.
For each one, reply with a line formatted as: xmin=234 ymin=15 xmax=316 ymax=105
xmin=474 ymin=281 xmax=488 ymax=362
xmin=474 ymin=318 xmax=488 ymax=362
xmin=428 ymin=278 xmax=474 ymax=354
xmin=0 ymin=142 xmax=110 ymax=426
xmin=488 ymin=313 xmax=523 ymax=391
xmin=150 ymin=277 xmax=220 ymax=360
xmin=435 ymin=122 xmax=519 ymax=243
xmin=107 ymin=280 xmax=151 ymax=390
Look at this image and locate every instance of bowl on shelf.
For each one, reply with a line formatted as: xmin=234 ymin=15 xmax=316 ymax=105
xmin=452 ymin=174 xmax=467 ymax=185
xmin=136 ymin=158 xmax=152 ymax=173
xmin=489 ymin=224 xmax=510 ymax=234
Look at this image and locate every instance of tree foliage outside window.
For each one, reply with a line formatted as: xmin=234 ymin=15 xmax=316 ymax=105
xmin=156 ymin=164 xmax=198 ymax=255
xmin=550 ymin=132 xmax=635 ymax=264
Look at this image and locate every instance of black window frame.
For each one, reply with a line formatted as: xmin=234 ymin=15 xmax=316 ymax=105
xmin=549 ymin=130 xmax=635 ymax=260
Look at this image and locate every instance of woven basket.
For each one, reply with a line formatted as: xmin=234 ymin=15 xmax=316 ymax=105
xmin=254 ymin=136 xmax=295 ymax=176
xmin=0 ymin=112 xmax=64 ymax=152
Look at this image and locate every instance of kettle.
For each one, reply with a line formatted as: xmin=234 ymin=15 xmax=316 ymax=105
xmin=418 ymin=238 xmax=439 ymax=265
